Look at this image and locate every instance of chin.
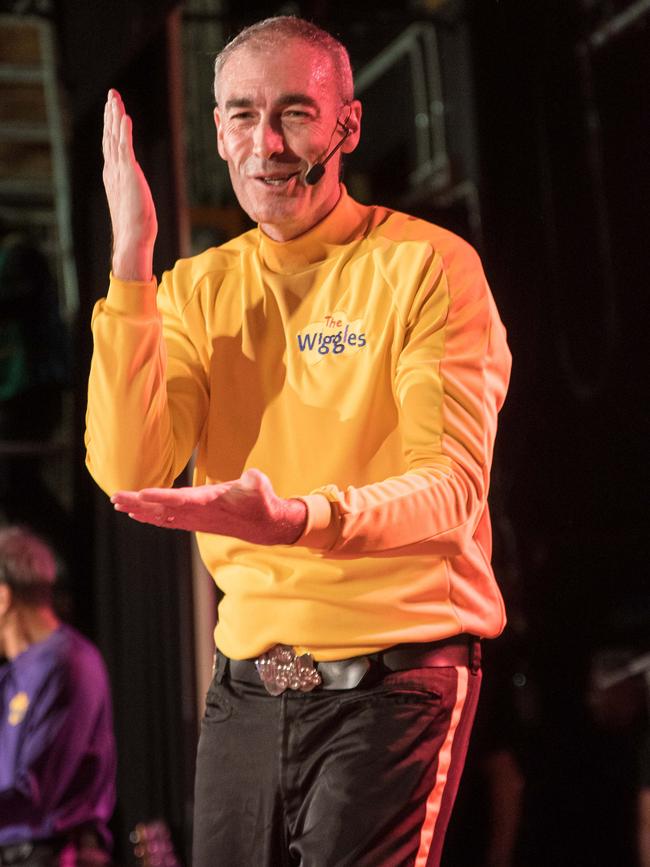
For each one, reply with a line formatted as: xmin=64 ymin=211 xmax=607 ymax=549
xmin=247 ymin=198 xmax=304 ymax=226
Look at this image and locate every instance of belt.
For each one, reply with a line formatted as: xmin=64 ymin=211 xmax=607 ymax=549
xmin=217 ymin=634 xmax=481 ymax=694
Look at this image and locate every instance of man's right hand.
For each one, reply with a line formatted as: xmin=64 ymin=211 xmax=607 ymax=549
xmin=102 ymin=89 xmax=158 ymax=281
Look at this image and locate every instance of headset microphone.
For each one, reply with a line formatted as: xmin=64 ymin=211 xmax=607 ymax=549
xmin=304 ymin=122 xmax=351 ymax=186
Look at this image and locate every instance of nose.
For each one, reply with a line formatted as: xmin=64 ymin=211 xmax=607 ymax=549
xmin=252 ymin=118 xmax=285 ymax=159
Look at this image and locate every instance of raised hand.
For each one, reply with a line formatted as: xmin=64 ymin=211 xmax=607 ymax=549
xmin=110 ymin=469 xmax=308 ymax=546
xmin=102 ymin=89 xmax=158 ymax=281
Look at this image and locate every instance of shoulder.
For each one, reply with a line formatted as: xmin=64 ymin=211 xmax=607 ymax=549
xmin=357 ymin=202 xmax=487 ymax=311
xmin=53 ymin=626 xmax=110 ymax=689
xmin=365 ymin=203 xmax=483 ymax=273
xmin=161 ymin=229 xmax=258 ymax=309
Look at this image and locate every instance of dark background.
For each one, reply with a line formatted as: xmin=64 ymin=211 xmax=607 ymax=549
xmin=2 ymin=0 xmax=648 ymax=864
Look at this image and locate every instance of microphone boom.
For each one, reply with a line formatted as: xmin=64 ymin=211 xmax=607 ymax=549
xmin=304 ymin=123 xmax=351 ymax=186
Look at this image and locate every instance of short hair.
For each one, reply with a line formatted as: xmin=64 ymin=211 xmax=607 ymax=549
xmin=214 ymin=16 xmax=354 ymax=106
xmin=0 ymin=526 xmax=57 ymax=607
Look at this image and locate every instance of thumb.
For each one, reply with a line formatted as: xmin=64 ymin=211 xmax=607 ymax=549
xmin=238 ymin=468 xmax=268 ymax=491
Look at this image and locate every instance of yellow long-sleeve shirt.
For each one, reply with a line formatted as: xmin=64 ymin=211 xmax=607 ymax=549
xmin=86 ymin=186 xmax=511 ymax=660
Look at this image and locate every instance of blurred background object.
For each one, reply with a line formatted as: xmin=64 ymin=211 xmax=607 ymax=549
xmin=0 ymin=6 xmax=74 ymax=590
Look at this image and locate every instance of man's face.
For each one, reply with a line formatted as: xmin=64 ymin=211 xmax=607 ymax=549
xmin=214 ymin=38 xmax=361 ymax=242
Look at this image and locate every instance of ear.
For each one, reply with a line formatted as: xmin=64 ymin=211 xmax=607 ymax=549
xmin=341 ymin=100 xmax=362 ymax=155
xmin=213 ymin=106 xmax=227 ymax=161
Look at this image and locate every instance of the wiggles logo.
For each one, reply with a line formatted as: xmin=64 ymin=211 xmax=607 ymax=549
xmin=296 ymin=311 xmax=367 ymax=364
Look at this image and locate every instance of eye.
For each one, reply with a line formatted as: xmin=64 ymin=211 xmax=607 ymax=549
xmin=230 ymin=111 xmax=255 ymax=121
xmin=283 ymin=110 xmax=312 ymax=120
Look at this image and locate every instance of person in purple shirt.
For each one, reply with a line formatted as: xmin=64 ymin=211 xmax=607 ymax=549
xmin=0 ymin=526 xmax=116 ymax=866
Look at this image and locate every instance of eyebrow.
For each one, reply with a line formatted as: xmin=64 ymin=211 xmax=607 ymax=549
xmin=223 ymin=98 xmax=254 ymax=110
xmin=223 ymin=93 xmax=319 ymax=111
xmin=276 ymin=93 xmax=319 ymax=110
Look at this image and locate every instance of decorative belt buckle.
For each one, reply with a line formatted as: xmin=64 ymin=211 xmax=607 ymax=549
xmin=255 ymin=644 xmax=322 ymax=696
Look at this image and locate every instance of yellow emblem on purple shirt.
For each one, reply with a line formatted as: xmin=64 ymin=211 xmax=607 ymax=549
xmin=8 ymin=691 xmax=29 ymax=726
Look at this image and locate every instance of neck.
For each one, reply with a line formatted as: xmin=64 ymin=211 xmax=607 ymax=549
xmin=3 ymin=606 xmax=60 ymax=659
xmin=259 ymin=184 xmax=342 ymax=242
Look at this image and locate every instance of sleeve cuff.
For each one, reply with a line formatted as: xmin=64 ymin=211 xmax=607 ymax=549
xmin=294 ymin=493 xmax=339 ymax=549
xmin=106 ymin=272 xmax=159 ymax=317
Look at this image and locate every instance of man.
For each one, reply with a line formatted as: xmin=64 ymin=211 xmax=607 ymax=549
xmin=86 ymin=16 xmax=511 ymax=866
xmin=0 ymin=526 xmax=116 ymax=866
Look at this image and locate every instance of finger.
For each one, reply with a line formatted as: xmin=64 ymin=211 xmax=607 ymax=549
xmin=108 ymin=93 xmax=120 ymax=163
xmin=126 ymin=510 xmax=180 ymax=528
xmin=111 ymin=484 xmax=222 ymax=510
xmin=103 ymin=96 xmax=116 ymax=165
xmin=135 ymin=487 xmax=190 ymax=507
xmin=110 ymin=490 xmax=143 ymax=510
xmin=122 ymin=502 xmax=202 ymax=531
xmin=102 ymin=98 xmax=110 ymax=160
xmin=119 ymin=112 xmax=133 ymax=162
xmin=112 ymin=502 xmax=174 ymax=525
xmin=143 ymin=483 xmax=233 ymax=506
xmin=108 ymin=88 xmax=125 ymax=127
xmin=113 ymin=498 xmax=172 ymax=522
xmin=112 ymin=501 xmax=141 ymax=516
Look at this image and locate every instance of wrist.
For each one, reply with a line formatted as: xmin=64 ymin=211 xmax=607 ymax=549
xmin=282 ymin=497 xmax=308 ymax=544
xmin=112 ymin=243 xmax=154 ymax=282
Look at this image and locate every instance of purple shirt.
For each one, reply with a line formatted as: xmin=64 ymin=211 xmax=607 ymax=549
xmin=0 ymin=625 xmax=116 ymax=846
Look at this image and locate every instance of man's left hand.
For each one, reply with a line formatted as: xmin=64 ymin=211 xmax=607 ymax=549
xmin=111 ymin=469 xmax=307 ymax=545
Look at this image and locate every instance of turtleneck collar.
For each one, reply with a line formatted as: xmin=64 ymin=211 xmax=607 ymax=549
xmin=257 ymin=185 xmax=370 ymax=274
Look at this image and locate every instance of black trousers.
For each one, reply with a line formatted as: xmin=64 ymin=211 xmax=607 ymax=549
xmin=193 ymin=658 xmax=481 ymax=867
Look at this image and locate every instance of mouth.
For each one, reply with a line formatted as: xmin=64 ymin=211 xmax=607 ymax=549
xmin=254 ymin=170 xmax=301 ymax=187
